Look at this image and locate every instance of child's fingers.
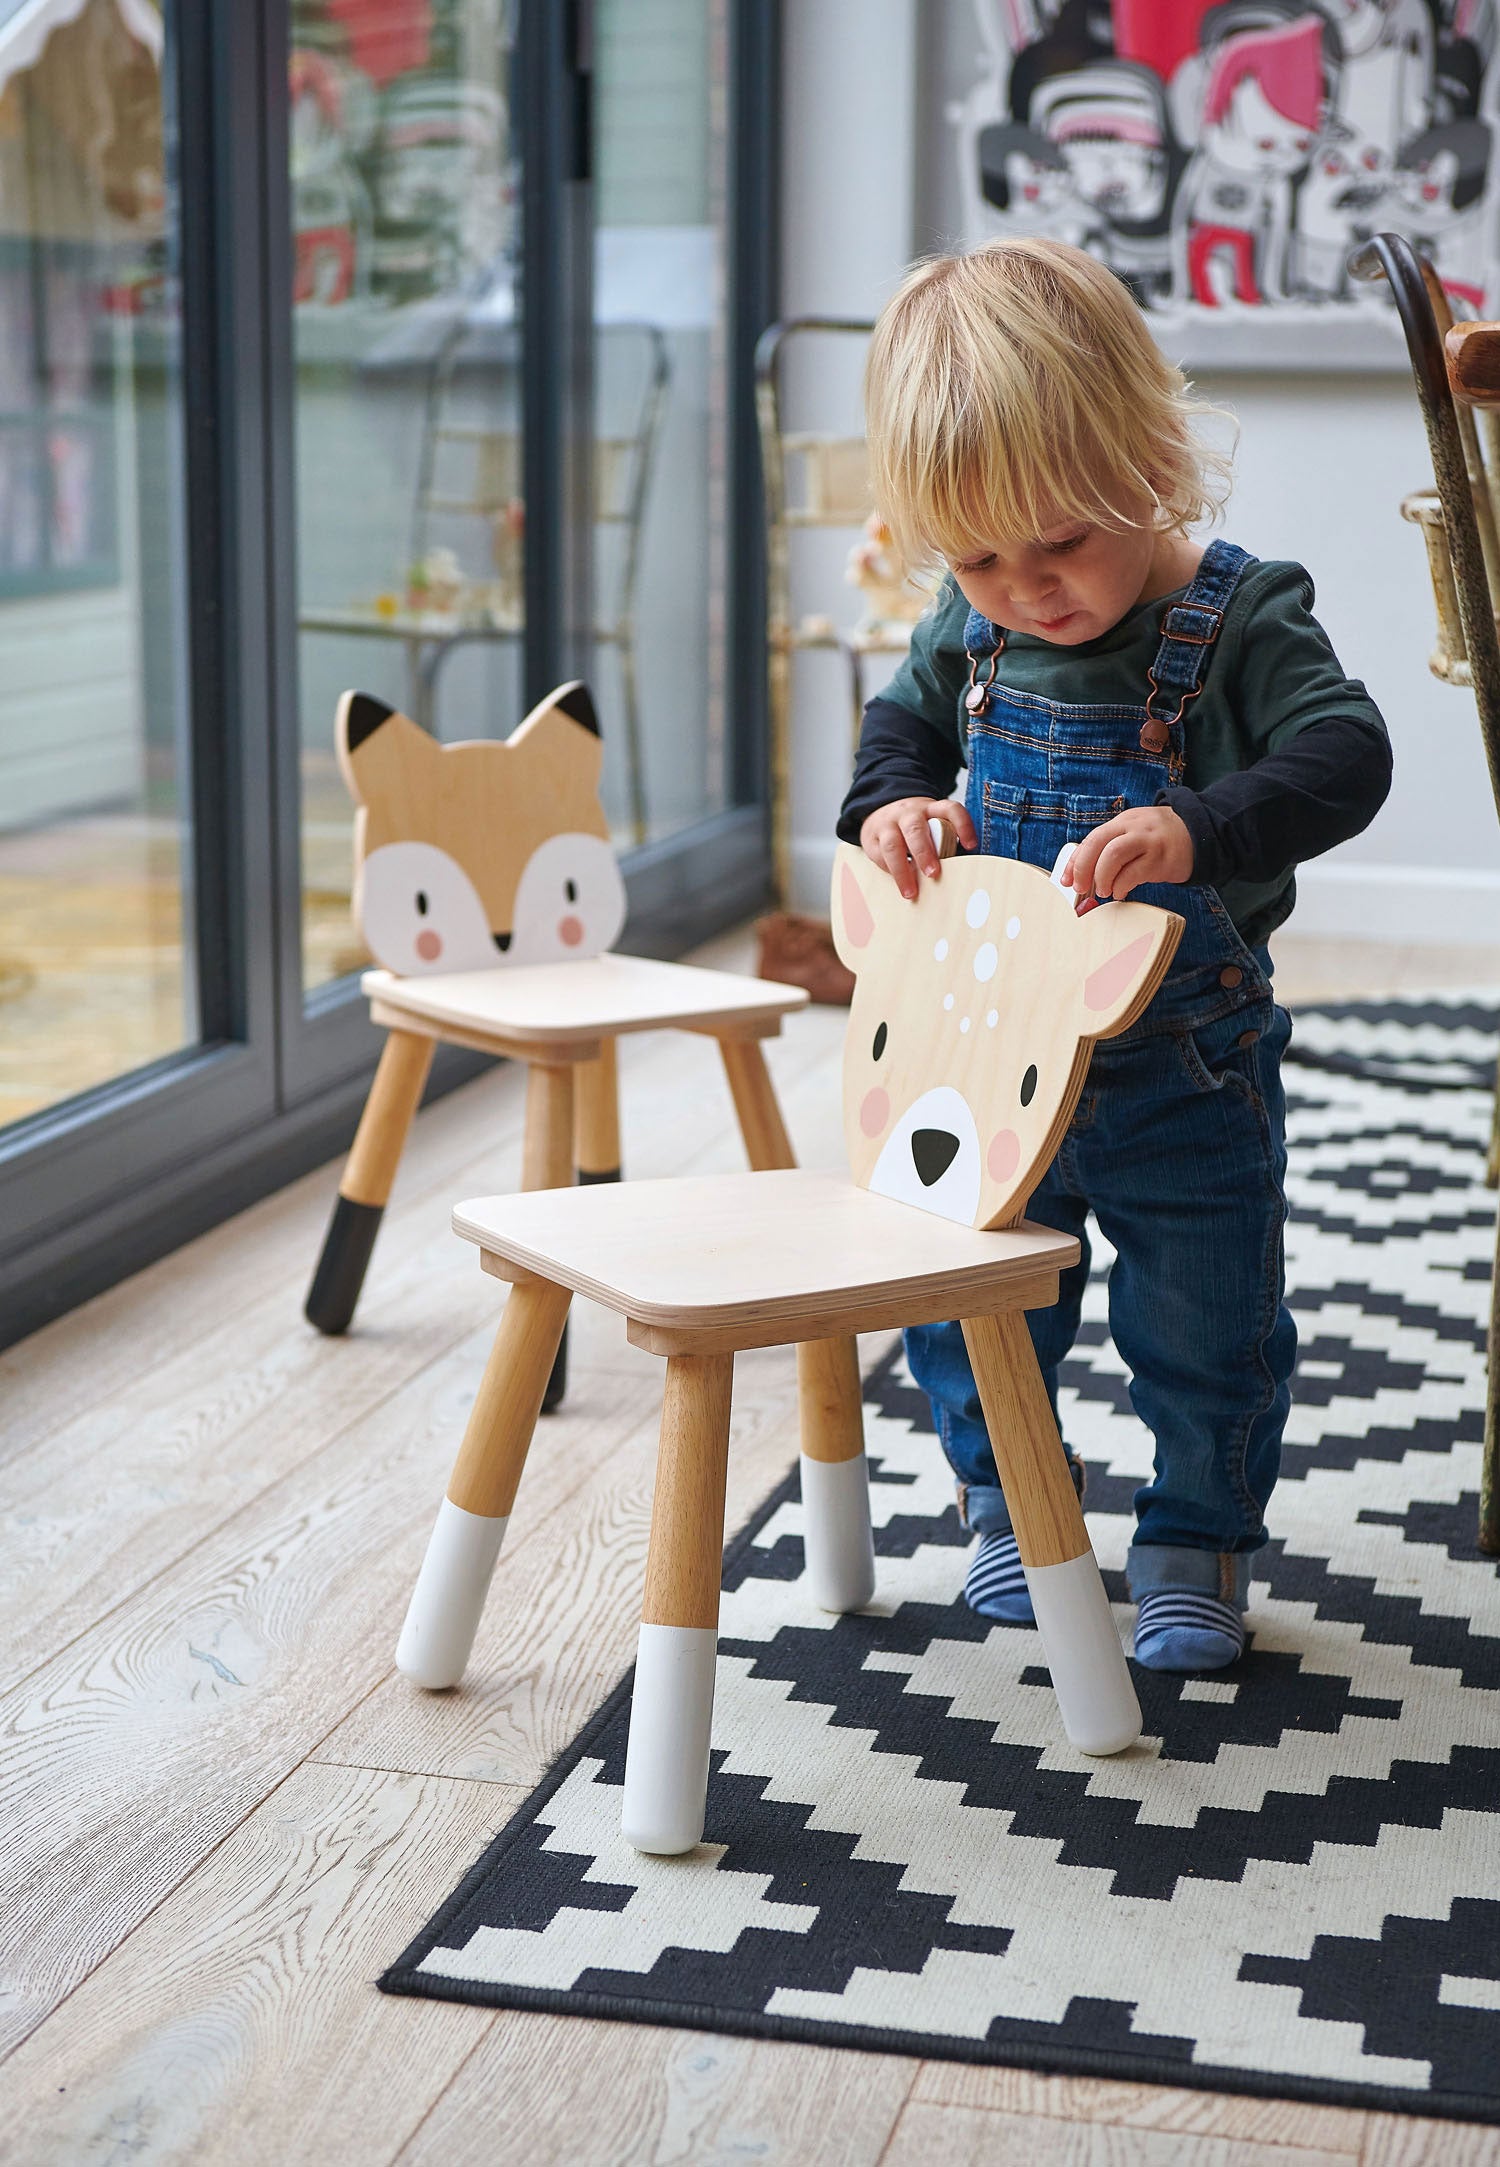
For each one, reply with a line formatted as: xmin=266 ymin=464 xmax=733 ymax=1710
xmin=878 ymin=823 xmax=921 ymax=898
xmin=934 ymin=798 xmax=978 ymax=851
xmin=899 ymin=809 xmax=941 ymax=884
xmin=1093 ymin=835 xmax=1152 ymax=897
xmin=1071 ymin=818 xmax=1127 ymax=894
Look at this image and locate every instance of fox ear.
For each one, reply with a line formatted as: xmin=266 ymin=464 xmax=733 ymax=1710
xmin=1072 ymin=900 xmax=1183 ymax=1039
xmin=509 ymin=679 xmax=604 ymax=785
xmin=335 ymin=689 xmax=435 ymax=806
xmin=830 ymin=843 xmax=891 ymax=970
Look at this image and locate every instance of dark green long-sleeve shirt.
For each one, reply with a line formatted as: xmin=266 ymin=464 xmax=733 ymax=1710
xmin=837 ymin=556 xmax=1392 ymax=947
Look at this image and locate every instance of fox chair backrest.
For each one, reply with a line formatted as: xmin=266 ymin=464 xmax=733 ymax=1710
xmin=830 ymin=842 xmax=1183 ymax=1230
xmin=336 ymin=680 xmax=627 ymax=976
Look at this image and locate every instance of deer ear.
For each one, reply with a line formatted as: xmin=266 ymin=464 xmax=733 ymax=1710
xmin=1073 ymin=901 xmax=1184 ymax=1038
xmin=335 ymin=690 xmax=435 ymax=805
xmin=830 ymin=843 xmax=891 ymax=970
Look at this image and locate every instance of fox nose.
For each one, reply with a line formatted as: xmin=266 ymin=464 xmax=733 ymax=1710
xmin=493 ymin=931 xmax=512 ymax=953
xmin=911 ymin=1129 xmax=960 ymax=1187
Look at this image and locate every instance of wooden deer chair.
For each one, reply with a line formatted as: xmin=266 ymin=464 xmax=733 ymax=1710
xmin=396 ymin=838 xmax=1183 ymax=1854
xmin=304 ymin=680 xmax=808 ymax=1414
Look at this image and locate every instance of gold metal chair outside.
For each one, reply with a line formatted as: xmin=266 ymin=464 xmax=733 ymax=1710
xmin=754 ymin=318 xmax=938 ymax=904
xmin=1350 ymin=232 xmax=1500 ymax=1553
xmin=300 ymin=317 xmax=669 ymax=846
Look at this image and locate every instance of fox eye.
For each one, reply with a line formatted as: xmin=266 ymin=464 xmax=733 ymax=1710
xmin=565 ymin=878 xmax=578 ymax=903
xmin=872 ymin=1021 xmax=888 ymax=1062
xmin=415 ymin=891 xmax=429 ymax=916
xmin=1020 ymin=1063 xmax=1038 ymax=1106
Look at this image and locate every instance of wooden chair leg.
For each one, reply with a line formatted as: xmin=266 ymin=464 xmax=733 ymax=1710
xmin=962 ymin=1310 xmax=1141 ymax=1757
xmin=719 ymin=1037 xmax=795 ymax=1172
xmin=305 ymin=1029 xmax=434 ymax=1335
xmin=797 ymin=1337 xmax=876 ymax=1612
xmin=575 ymin=1042 xmax=622 ymax=1183
xmin=522 ymin=1062 xmax=577 ymax=1415
xmin=622 ymin=1350 xmax=733 ymax=1854
xmin=396 ymin=1278 xmax=572 ymax=1688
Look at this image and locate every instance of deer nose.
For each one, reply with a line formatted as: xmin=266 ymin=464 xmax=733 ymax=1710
xmin=911 ymin=1129 xmax=960 ymax=1187
xmin=493 ymin=931 xmax=513 ymax=953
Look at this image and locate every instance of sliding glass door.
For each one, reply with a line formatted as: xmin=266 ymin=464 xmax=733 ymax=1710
xmin=0 ymin=0 xmax=778 ymax=1349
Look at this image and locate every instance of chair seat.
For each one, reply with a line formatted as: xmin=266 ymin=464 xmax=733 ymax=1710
xmin=363 ymin=953 xmax=807 ymax=1052
xmin=453 ymin=1168 xmax=1079 ymax=1349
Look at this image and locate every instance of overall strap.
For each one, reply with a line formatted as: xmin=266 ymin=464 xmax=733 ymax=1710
xmin=1144 ymin=538 xmax=1255 ymax=730
xmin=962 ymin=603 xmax=1003 ymax=656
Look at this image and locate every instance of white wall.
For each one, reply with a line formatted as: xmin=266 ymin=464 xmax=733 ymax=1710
xmin=779 ymin=0 xmax=1500 ymax=940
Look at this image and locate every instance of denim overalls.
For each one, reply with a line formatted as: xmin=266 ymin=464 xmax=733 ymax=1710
xmin=904 ymin=540 xmax=1297 ymax=1609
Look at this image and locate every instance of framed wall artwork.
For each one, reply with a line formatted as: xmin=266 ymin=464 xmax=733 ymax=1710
xmin=947 ymin=1 xmax=1495 ymax=365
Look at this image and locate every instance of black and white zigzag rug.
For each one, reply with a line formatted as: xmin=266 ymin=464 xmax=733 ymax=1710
xmin=384 ymin=995 xmax=1500 ymax=2125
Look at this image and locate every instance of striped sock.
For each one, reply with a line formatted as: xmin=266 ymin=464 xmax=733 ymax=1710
xmin=964 ymin=1529 xmax=1034 ymax=1623
xmin=1133 ymin=1588 xmax=1246 ymax=1673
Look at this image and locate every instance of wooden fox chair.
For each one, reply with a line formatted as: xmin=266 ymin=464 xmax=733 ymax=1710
xmin=304 ymin=680 xmax=808 ymax=1414
xmin=396 ymin=837 xmax=1184 ymax=1854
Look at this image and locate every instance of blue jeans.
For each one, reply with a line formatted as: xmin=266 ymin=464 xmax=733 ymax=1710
xmin=905 ymin=994 xmax=1296 ymax=1609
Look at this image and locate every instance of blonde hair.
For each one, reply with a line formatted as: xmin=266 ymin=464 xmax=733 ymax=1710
xmin=864 ymin=239 xmax=1232 ymax=571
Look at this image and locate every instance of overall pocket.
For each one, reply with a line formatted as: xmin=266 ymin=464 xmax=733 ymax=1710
xmin=979 ymin=781 xmax=1127 ymax=867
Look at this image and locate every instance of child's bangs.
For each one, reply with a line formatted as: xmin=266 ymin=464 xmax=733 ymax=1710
xmin=908 ymin=392 xmax=1160 ymax=568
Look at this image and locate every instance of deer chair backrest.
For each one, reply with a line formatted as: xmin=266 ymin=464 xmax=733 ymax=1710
xmin=830 ymin=842 xmax=1183 ymax=1230
xmin=336 ymin=680 xmax=627 ymax=977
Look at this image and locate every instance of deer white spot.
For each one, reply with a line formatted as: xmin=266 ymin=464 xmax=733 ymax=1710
xmin=1005 ymin=915 xmax=1021 ymax=940
xmin=933 ymin=938 xmax=949 ymax=962
xmin=965 ymin=890 xmax=991 ymax=928
xmin=960 ymin=1016 xmax=971 ymax=1033
xmin=986 ymin=1009 xmax=998 ymax=1028
xmin=942 ymin=992 xmax=955 ymax=1011
xmin=973 ymin=941 xmax=997 ymax=983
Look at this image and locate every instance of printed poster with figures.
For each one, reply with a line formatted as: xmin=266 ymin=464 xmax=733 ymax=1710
xmin=949 ymin=1 xmax=1495 ymax=362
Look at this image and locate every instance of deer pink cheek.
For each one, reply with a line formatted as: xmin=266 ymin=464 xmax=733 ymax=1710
xmin=859 ymin=1087 xmax=890 ymax=1138
xmin=987 ymin=1128 xmax=1020 ymax=1181
xmin=415 ymin=930 xmax=443 ymax=962
xmin=558 ymin=915 xmax=585 ymax=947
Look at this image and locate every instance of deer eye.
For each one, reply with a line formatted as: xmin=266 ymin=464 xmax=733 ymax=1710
xmin=1020 ymin=1063 xmax=1038 ymax=1106
xmin=416 ymin=891 xmax=429 ymax=916
xmin=872 ymin=1021 xmax=888 ymax=1061
xmin=565 ymin=878 xmax=578 ymax=903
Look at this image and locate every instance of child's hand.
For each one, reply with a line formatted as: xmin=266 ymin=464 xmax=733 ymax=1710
xmin=1065 ymin=805 xmax=1194 ymax=902
xmin=860 ymin=797 xmax=978 ymax=901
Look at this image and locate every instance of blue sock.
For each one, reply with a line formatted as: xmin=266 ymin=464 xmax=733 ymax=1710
xmin=964 ymin=1530 xmax=1034 ymax=1623
xmin=1133 ymin=1588 xmax=1246 ymax=1673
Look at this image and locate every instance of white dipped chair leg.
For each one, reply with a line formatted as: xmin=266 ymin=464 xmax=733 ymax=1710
xmin=621 ymin=1624 xmax=720 ymax=1853
xmin=623 ymin=1349 xmax=733 ymax=1854
xmin=963 ymin=1310 xmax=1142 ymax=1758
xmin=396 ymin=1277 xmax=571 ymax=1690
xmin=397 ymin=1499 xmax=509 ymax=1688
xmin=796 ymin=1337 xmax=876 ymax=1613
xmin=1023 ymin=1551 xmax=1140 ymax=1756
xmin=800 ymin=1453 xmax=876 ymax=1613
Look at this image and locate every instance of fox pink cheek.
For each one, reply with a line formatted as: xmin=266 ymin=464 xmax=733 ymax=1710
xmin=859 ymin=1087 xmax=890 ymax=1138
xmin=415 ymin=930 xmax=443 ymax=962
xmin=987 ymin=1128 xmax=1020 ymax=1181
xmin=558 ymin=915 xmax=584 ymax=947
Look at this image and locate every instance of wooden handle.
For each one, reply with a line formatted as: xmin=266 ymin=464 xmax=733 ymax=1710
xmin=1446 ymin=322 xmax=1500 ymax=408
xmin=928 ymin=814 xmax=959 ymax=861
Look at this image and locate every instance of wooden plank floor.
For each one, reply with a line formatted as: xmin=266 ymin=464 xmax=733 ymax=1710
xmin=1 ymin=928 xmax=1496 ymax=2167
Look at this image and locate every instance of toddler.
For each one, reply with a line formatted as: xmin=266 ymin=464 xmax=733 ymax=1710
xmin=841 ymin=239 xmax=1391 ymax=1671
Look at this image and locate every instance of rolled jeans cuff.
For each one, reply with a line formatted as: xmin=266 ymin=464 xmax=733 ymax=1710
xmin=957 ymin=1459 xmax=1085 ymax=1536
xmin=1127 ymin=1544 xmax=1252 ymax=1611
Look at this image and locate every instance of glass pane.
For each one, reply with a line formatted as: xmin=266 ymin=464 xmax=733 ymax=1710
xmin=591 ymin=0 xmax=729 ymax=848
xmin=0 ymin=0 xmax=193 ymax=1132
xmin=291 ymin=0 xmax=521 ymax=997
